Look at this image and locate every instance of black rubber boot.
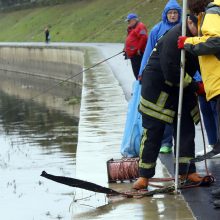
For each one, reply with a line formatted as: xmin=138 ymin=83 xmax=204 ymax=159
xmin=213 ymin=200 xmax=220 ymax=208
xmin=212 ymin=188 xmax=220 ymax=198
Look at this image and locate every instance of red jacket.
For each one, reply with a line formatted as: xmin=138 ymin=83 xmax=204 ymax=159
xmin=125 ymin=22 xmax=148 ymax=58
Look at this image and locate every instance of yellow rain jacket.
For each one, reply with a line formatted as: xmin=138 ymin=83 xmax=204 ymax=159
xmin=184 ymin=0 xmax=220 ymax=101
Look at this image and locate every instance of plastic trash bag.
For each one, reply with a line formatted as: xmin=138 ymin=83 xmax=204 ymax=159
xmin=120 ymin=80 xmax=142 ymax=157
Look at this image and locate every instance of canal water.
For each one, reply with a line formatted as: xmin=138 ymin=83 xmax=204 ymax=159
xmin=0 ymin=69 xmax=81 ymax=220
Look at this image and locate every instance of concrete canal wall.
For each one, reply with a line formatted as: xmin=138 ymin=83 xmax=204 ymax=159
xmin=0 ymin=44 xmax=84 ymax=85
xmin=0 ymin=43 xmax=84 ymax=117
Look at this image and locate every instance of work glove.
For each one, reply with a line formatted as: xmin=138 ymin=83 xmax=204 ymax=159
xmin=178 ymin=36 xmax=188 ymax=49
xmin=196 ymin=82 xmax=205 ymax=96
xmin=189 ymin=81 xmax=206 ymax=96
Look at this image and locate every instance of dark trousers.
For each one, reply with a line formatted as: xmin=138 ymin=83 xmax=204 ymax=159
xmin=199 ymin=96 xmax=218 ymax=145
xmin=161 ymin=124 xmax=173 ymax=147
xmin=130 ymin=54 xmax=143 ymax=80
xmin=139 ymin=98 xmax=196 ymax=178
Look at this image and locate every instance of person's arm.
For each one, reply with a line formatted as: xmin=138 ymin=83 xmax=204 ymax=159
xmin=138 ymin=27 xmax=158 ymax=77
xmin=160 ymin=32 xmax=181 ymax=86
xmin=185 ymin=37 xmax=220 ymax=56
xmin=184 ymin=9 xmax=220 ymax=56
xmin=135 ymin=24 xmax=148 ymax=54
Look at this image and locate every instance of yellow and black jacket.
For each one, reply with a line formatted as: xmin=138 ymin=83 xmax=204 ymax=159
xmin=140 ymin=23 xmax=200 ymax=124
xmin=184 ymin=0 xmax=220 ymax=101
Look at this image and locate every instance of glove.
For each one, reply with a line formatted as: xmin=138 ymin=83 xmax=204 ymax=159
xmin=178 ymin=36 xmax=188 ymax=49
xmin=196 ymin=82 xmax=205 ymax=96
xmin=189 ymin=81 xmax=206 ymax=96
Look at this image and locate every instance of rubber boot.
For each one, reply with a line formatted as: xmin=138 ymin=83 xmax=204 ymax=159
xmin=133 ymin=177 xmax=149 ymax=190
xmin=213 ymin=200 xmax=220 ymax=208
xmin=180 ymin=172 xmax=204 ymax=183
xmin=212 ymin=188 xmax=220 ymax=198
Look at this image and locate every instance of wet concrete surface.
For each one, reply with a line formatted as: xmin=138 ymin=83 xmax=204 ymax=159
xmin=160 ymin=125 xmax=220 ymax=220
xmin=72 ymin=45 xmax=195 ymax=219
xmin=0 ymin=42 xmax=134 ymax=101
xmin=96 ymin=43 xmax=220 ymax=220
xmin=0 ymin=45 xmax=83 ymax=85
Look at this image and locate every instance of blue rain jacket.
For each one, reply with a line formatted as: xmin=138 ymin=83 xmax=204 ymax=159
xmin=139 ymin=0 xmax=182 ymax=76
xmin=194 ymin=71 xmax=202 ymax=82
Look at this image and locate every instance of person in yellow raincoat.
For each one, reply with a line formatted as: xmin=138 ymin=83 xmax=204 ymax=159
xmin=178 ymin=0 xmax=220 ymax=208
xmin=178 ymin=0 xmax=220 ymax=159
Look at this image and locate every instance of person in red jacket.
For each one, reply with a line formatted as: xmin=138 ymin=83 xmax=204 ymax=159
xmin=124 ymin=13 xmax=148 ymax=80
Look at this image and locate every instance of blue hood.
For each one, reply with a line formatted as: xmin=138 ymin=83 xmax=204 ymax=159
xmin=162 ymin=0 xmax=182 ymax=24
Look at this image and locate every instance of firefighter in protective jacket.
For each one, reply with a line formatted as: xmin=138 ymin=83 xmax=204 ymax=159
xmin=133 ymin=15 xmax=204 ymax=190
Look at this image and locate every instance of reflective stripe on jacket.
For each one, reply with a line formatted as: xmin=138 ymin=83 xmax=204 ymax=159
xmin=140 ymin=24 xmax=200 ymax=124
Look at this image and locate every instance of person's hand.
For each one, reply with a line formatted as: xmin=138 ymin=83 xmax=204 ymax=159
xmin=137 ymin=50 xmax=142 ymax=56
xmin=196 ymin=82 xmax=205 ymax=96
xmin=178 ymin=36 xmax=188 ymax=49
xmin=138 ymin=75 xmax=142 ymax=84
xmin=189 ymin=81 xmax=206 ymax=96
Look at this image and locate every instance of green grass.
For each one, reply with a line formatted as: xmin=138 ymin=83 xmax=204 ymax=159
xmin=0 ymin=0 xmax=181 ymax=42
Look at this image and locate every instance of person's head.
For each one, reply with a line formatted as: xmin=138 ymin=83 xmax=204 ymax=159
xmin=162 ymin=0 xmax=182 ymax=24
xmin=187 ymin=14 xmax=198 ymax=36
xmin=167 ymin=9 xmax=179 ymax=23
xmin=188 ymin=0 xmax=213 ymax=15
xmin=126 ymin=13 xmax=139 ymax=27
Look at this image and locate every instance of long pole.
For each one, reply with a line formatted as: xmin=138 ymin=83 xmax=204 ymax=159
xmin=174 ymin=0 xmax=188 ymax=193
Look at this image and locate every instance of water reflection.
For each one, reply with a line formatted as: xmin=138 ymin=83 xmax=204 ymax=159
xmin=0 ymin=71 xmax=81 ymax=220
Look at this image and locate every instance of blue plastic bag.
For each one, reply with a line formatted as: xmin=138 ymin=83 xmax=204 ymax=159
xmin=120 ymin=80 xmax=142 ymax=157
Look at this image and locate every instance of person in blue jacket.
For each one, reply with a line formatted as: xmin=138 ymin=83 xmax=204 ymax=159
xmin=139 ymin=0 xmax=182 ymax=154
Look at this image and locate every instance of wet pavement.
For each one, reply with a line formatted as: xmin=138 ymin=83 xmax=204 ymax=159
xmin=94 ymin=43 xmax=220 ymax=220
xmin=72 ymin=45 xmax=195 ymax=220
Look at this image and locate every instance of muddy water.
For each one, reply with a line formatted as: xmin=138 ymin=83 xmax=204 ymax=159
xmin=0 ymin=70 xmax=81 ymax=220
